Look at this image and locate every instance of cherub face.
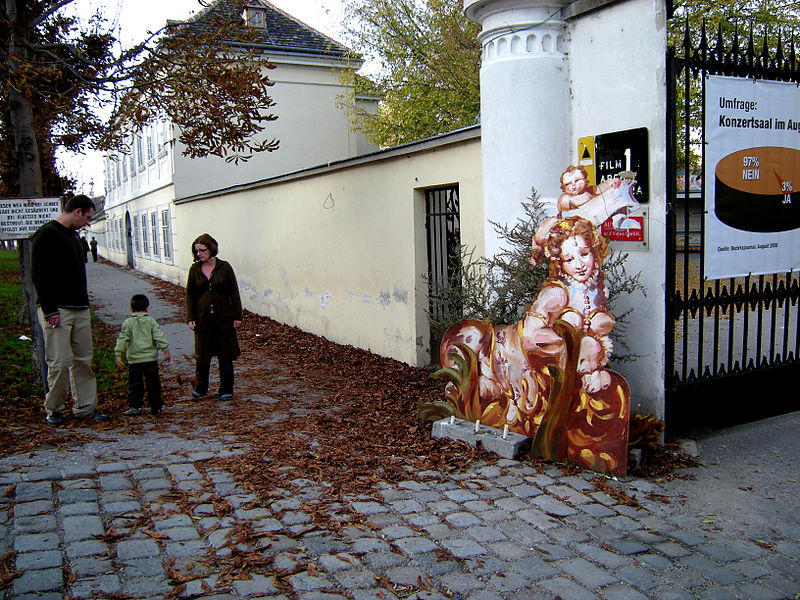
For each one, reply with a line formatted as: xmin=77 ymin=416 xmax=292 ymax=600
xmin=561 ymin=235 xmax=595 ymax=282
xmin=562 ymin=171 xmax=588 ymax=196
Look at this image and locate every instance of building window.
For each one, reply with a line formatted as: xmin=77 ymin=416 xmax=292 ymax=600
xmin=136 ymin=136 xmax=144 ymax=169
xmin=243 ymin=7 xmax=266 ymax=28
xmin=158 ymin=120 xmax=169 ymax=154
xmin=133 ymin=218 xmax=140 ymax=254
xmin=150 ymin=212 xmax=159 ymax=257
xmin=105 ymin=160 xmax=112 ymax=193
xmin=141 ymin=214 xmax=149 ymax=254
xmin=161 ymin=210 xmax=171 ymax=259
xmin=146 ymin=127 xmax=154 ymax=162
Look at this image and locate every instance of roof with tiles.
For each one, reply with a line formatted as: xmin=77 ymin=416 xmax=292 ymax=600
xmin=180 ymin=0 xmax=350 ymax=58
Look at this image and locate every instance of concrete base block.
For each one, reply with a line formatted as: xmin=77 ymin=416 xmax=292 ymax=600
xmin=432 ymin=418 xmax=531 ymax=460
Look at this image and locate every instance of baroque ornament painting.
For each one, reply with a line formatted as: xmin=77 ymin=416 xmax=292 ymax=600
xmin=437 ymin=167 xmax=635 ymax=477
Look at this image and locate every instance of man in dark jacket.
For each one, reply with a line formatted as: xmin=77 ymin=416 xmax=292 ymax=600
xmin=31 ymin=195 xmax=108 ymax=425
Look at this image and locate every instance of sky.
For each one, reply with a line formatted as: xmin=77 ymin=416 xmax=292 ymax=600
xmin=59 ymin=0 xmax=350 ymax=195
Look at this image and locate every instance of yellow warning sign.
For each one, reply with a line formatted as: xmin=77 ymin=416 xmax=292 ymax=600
xmin=578 ymin=136 xmax=596 ymax=186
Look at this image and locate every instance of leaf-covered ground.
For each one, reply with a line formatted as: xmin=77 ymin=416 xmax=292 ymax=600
xmin=1 ymin=265 xmax=495 ymax=502
xmin=1 ymin=259 xmax=691 ymax=506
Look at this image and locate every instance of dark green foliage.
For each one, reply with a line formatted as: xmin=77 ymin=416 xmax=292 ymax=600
xmin=0 ymin=250 xmax=40 ymax=401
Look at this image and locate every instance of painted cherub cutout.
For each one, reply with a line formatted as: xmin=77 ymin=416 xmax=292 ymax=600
xmin=438 ymin=214 xmax=630 ymax=476
xmin=558 ymin=165 xmax=641 ymax=231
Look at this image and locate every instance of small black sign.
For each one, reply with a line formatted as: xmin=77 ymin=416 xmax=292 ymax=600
xmin=594 ymin=127 xmax=648 ymax=204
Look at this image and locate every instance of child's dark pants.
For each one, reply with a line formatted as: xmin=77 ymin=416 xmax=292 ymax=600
xmin=128 ymin=361 xmax=162 ymax=414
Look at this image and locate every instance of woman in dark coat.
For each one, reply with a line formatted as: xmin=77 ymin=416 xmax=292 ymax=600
xmin=185 ymin=233 xmax=243 ymax=400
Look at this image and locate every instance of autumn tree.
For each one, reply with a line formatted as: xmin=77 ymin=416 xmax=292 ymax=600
xmin=671 ymin=0 xmax=800 ymax=33
xmin=340 ymin=0 xmax=481 ymax=147
xmin=2 ymin=0 xmax=278 ymax=383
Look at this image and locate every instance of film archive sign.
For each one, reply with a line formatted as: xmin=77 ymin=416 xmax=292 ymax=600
xmin=577 ymin=127 xmax=649 ymax=247
xmin=0 ymin=198 xmax=61 ymax=241
xmin=705 ymin=75 xmax=800 ymax=279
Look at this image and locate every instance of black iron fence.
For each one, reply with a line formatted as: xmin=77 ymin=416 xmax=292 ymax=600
xmin=666 ymin=21 xmax=800 ymax=431
xmin=426 ymin=186 xmax=461 ymax=360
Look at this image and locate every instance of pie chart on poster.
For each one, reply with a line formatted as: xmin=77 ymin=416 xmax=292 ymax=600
xmin=715 ymin=146 xmax=800 ymax=232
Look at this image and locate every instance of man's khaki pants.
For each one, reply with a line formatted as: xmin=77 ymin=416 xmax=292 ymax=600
xmin=38 ymin=308 xmax=97 ymax=416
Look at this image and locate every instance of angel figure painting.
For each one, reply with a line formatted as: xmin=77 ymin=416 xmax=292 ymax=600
xmin=437 ymin=211 xmax=631 ymax=477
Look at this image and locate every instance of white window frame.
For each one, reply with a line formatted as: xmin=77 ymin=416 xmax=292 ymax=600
xmin=140 ymin=213 xmax=149 ymax=255
xmin=150 ymin=211 xmax=159 ymax=258
xmin=158 ymin=120 xmax=169 ymax=155
xmin=146 ymin=126 xmax=155 ymax=163
xmin=161 ymin=209 xmax=172 ymax=259
xmin=132 ymin=218 xmax=140 ymax=255
xmin=104 ymin=160 xmax=112 ymax=193
xmin=135 ymin=135 xmax=144 ymax=169
xmin=244 ymin=6 xmax=266 ymax=28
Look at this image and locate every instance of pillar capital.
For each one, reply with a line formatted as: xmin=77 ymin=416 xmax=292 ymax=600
xmin=464 ymin=0 xmax=571 ymax=63
xmin=465 ymin=0 xmax=571 ymax=25
xmin=463 ymin=0 xmax=572 ymax=259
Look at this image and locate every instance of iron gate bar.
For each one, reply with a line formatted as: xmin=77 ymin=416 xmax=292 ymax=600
xmin=712 ymin=279 xmax=720 ymax=375
xmin=666 ymin=18 xmax=800 ymax=431
xmin=783 ymin=273 xmax=791 ymax=362
xmin=770 ymin=277 xmax=780 ymax=361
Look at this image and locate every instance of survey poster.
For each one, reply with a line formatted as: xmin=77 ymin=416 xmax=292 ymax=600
xmin=705 ymin=75 xmax=800 ymax=279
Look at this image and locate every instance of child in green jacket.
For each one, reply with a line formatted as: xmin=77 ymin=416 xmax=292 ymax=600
xmin=115 ymin=294 xmax=171 ymax=416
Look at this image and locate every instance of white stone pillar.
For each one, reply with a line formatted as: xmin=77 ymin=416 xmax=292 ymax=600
xmin=465 ymin=0 xmax=571 ymax=258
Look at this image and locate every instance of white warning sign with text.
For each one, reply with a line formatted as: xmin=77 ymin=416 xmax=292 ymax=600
xmin=0 ymin=198 xmax=61 ymax=240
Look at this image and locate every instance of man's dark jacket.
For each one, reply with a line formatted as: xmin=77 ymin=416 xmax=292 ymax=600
xmin=31 ymin=220 xmax=89 ymax=317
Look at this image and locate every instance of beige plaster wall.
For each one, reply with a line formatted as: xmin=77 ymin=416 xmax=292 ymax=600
xmin=174 ymin=134 xmax=483 ymax=366
xmin=172 ymin=58 xmax=377 ymax=200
